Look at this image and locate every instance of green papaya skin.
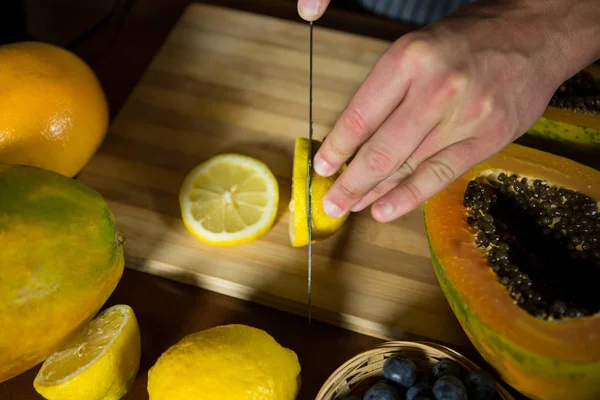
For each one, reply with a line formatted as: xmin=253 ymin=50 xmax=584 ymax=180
xmin=0 ymin=164 xmax=124 ymax=382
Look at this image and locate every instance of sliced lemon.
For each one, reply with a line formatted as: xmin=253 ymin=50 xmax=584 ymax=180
xmin=179 ymin=153 xmax=279 ymax=246
xmin=33 ymin=304 xmax=141 ymax=400
xmin=289 ymin=137 xmax=349 ymax=247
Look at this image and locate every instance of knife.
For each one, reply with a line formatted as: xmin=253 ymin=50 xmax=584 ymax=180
xmin=306 ymin=21 xmax=314 ymax=323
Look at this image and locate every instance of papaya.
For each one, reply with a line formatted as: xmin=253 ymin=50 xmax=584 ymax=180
xmin=520 ymin=64 xmax=600 ymax=165
xmin=423 ymin=143 xmax=600 ymax=400
xmin=0 ymin=164 xmax=125 ymax=382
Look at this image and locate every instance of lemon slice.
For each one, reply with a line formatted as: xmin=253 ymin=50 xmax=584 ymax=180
xmin=289 ymin=137 xmax=349 ymax=247
xmin=33 ymin=304 xmax=141 ymax=400
xmin=179 ymin=153 xmax=279 ymax=246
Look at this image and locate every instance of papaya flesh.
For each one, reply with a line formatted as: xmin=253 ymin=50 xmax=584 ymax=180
xmin=0 ymin=164 xmax=125 ymax=382
xmin=423 ymin=143 xmax=600 ymax=400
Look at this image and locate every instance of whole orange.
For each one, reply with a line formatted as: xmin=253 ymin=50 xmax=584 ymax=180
xmin=0 ymin=41 xmax=108 ymax=177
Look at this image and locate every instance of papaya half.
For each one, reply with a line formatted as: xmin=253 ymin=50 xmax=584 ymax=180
xmin=423 ymin=143 xmax=600 ymax=400
xmin=520 ymin=64 xmax=600 ymax=167
xmin=0 ymin=164 xmax=125 ymax=382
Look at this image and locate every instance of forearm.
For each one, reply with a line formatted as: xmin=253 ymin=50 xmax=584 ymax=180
xmin=445 ymin=0 xmax=600 ymax=81
xmin=530 ymin=0 xmax=600 ymax=79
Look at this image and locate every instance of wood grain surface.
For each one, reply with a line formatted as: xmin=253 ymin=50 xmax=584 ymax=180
xmin=76 ymin=3 xmax=469 ymax=347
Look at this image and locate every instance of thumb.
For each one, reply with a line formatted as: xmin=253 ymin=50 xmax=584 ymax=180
xmin=298 ymin=0 xmax=331 ymax=21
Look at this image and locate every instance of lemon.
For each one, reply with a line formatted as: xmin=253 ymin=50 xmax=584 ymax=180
xmin=33 ymin=304 xmax=141 ymax=400
xmin=179 ymin=153 xmax=279 ymax=246
xmin=147 ymin=324 xmax=301 ymax=400
xmin=289 ymin=137 xmax=349 ymax=247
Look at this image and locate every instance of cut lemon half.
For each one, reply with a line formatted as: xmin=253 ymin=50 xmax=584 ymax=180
xmin=33 ymin=304 xmax=141 ymax=400
xmin=289 ymin=137 xmax=349 ymax=247
xmin=179 ymin=153 xmax=279 ymax=246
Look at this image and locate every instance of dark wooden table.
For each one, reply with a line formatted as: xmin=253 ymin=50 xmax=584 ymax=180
xmin=0 ymin=1 xmax=512 ymax=399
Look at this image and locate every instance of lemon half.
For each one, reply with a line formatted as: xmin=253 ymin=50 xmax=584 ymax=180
xmin=179 ymin=153 xmax=279 ymax=246
xmin=289 ymin=137 xmax=349 ymax=247
xmin=33 ymin=304 xmax=141 ymax=400
xmin=147 ymin=324 xmax=301 ymax=400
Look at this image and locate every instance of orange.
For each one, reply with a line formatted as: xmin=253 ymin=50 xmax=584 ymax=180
xmin=0 ymin=41 xmax=109 ymax=177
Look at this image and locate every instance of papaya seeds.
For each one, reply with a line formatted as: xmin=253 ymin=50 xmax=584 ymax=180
xmin=463 ymin=172 xmax=600 ymax=321
xmin=548 ymin=70 xmax=600 ymax=115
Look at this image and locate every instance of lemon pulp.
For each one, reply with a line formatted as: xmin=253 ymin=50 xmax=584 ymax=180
xmin=179 ymin=153 xmax=279 ymax=246
xmin=33 ymin=304 xmax=141 ymax=400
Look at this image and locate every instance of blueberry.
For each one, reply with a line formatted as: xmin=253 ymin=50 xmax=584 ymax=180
xmin=432 ymin=375 xmax=468 ymax=400
xmin=414 ymin=397 xmax=432 ymax=400
xmin=383 ymin=356 xmax=417 ymax=387
xmin=432 ymin=359 xmax=462 ymax=379
xmin=364 ymin=380 xmax=401 ymax=400
xmin=406 ymin=381 xmax=433 ymax=400
xmin=464 ymin=370 xmax=497 ymax=400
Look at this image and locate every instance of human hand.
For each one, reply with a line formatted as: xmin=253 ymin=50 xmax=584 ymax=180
xmin=312 ymin=1 xmax=573 ymax=223
xmin=297 ymin=0 xmax=331 ymax=21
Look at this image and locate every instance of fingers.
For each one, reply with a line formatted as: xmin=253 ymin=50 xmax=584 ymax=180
xmin=298 ymin=0 xmax=332 ymax=21
xmin=313 ymin=44 xmax=415 ymax=178
xmin=370 ymin=136 xmax=507 ymax=222
xmin=320 ymin=71 xmax=462 ymax=218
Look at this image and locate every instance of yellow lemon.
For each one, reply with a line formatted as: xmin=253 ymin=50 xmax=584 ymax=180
xmin=289 ymin=137 xmax=349 ymax=247
xmin=179 ymin=154 xmax=279 ymax=246
xmin=147 ymin=324 xmax=301 ymax=400
xmin=33 ymin=304 xmax=141 ymax=400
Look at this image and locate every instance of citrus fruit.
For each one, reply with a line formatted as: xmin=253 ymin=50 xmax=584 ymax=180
xmin=33 ymin=304 xmax=141 ymax=400
xmin=0 ymin=41 xmax=108 ymax=177
xmin=289 ymin=137 xmax=349 ymax=247
xmin=147 ymin=324 xmax=301 ymax=400
xmin=179 ymin=153 xmax=279 ymax=246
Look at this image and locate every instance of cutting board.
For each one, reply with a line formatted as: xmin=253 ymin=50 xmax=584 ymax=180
xmin=77 ymin=3 xmax=469 ymax=346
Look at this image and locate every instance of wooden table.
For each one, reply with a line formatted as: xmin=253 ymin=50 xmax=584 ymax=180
xmin=0 ymin=1 xmax=507 ymax=399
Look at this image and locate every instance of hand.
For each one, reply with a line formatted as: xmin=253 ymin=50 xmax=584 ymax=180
xmin=312 ymin=0 xmax=581 ymax=223
xmin=297 ymin=0 xmax=331 ymax=21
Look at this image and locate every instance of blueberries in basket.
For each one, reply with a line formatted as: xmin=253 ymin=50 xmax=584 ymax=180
xmin=464 ymin=370 xmax=497 ymax=400
xmin=406 ymin=381 xmax=433 ymax=400
xmin=364 ymin=380 xmax=401 ymax=400
xmin=432 ymin=375 xmax=468 ymax=400
xmin=432 ymin=359 xmax=462 ymax=379
xmin=383 ymin=356 xmax=417 ymax=388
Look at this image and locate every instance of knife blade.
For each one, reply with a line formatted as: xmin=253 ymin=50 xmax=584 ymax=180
xmin=306 ymin=20 xmax=314 ymax=323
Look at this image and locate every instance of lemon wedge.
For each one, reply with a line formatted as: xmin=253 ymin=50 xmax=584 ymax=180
xmin=179 ymin=153 xmax=279 ymax=246
xmin=289 ymin=137 xmax=349 ymax=247
xmin=33 ymin=304 xmax=141 ymax=400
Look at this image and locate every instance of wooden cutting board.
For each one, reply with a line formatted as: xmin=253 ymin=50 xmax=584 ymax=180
xmin=77 ymin=3 xmax=469 ymax=346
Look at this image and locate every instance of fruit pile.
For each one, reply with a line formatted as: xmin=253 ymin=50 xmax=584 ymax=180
xmin=343 ymin=356 xmax=498 ymax=400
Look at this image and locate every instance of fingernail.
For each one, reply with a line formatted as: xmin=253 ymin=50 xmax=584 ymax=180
xmin=299 ymin=0 xmax=321 ymax=20
xmin=323 ymin=199 xmax=344 ymax=218
xmin=374 ymin=201 xmax=393 ymax=220
xmin=314 ymin=157 xmax=334 ymax=177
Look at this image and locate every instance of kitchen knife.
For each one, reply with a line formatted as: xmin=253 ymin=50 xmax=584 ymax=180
xmin=307 ymin=21 xmax=314 ymax=323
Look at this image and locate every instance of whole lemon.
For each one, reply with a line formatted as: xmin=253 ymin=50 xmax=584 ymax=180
xmin=147 ymin=324 xmax=301 ymax=400
xmin=0 ymin=41 xmax=108 ymax=177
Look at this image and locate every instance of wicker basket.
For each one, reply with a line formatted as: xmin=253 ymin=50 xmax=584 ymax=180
xmin=315 ymin=341 xmax=515 ymax=400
